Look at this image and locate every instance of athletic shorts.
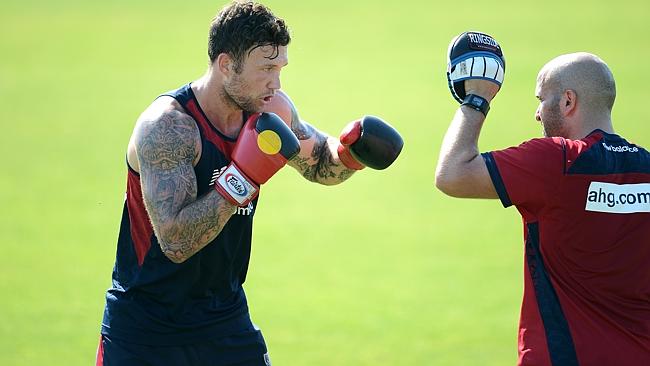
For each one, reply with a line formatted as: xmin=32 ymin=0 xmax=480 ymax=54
xmin=96 ymin=326 xmax=270 ymax=366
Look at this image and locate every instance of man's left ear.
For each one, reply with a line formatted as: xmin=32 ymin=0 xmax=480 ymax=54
xmin=562 ymin=89 xmax=578 ymax=116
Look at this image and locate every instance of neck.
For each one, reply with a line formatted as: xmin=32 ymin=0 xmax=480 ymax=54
xmin=191 ymin=72 xmax=244 ymax=138
xmin=570 ymin=113 xmax=614 ymax=139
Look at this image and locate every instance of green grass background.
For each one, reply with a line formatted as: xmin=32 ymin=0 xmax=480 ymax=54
xmin=1 ymin=0 xmax=649 ymax=364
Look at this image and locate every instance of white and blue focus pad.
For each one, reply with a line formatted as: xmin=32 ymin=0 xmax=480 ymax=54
xmin=447 ymin=31 xmax=505 ymax=103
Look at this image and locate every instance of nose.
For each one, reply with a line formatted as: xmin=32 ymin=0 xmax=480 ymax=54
xmin=269 ymin=73 xmax=281 ymax=91
xmin=535 ymin=107 xmax=541 ymax=122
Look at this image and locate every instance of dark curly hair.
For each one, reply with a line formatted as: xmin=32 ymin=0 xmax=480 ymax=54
xmin=208 ymin=1 xmax=291 ymax=73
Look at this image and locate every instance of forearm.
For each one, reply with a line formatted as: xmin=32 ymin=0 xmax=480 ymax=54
xmin=290 ymin=134 xmax=356 ymax=185
xmin=317 ymin=136 xmax=357 ymax=185
xmin=156 ymin=190 xmax=236 ymax=263
xmin=440 ymin=106 xmax=484 ymax=164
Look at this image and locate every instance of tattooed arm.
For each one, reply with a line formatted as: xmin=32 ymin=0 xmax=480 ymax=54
xmin=133 ymin=106 xmax=236 ymax=263
xmin=288 ymin=117 xmax=356 ymax=185
xmin=268 ymin=91 xmax=357 ymax=185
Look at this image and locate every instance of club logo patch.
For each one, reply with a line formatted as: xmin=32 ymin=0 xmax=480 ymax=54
xmin=225 ymin=173 xmax=248 ymax=196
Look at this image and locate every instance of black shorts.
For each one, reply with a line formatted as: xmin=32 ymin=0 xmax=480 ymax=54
xmin=96 ymin=327 xmax=270 ymax=366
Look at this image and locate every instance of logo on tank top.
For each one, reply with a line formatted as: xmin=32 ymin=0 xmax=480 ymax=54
xmin=209 ymin=166 xmax=228 ymax=186
xmin=236 ymin=201 xmax=255 ymax=216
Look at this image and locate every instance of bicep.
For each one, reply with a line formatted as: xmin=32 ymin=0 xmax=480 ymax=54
xmin=436 ymin=153 xmax=498 ymax=199
xmin=464 ymin=155 xmax=499 ymax=198
xmin=135 ymin=111 xmax=200 ymax=230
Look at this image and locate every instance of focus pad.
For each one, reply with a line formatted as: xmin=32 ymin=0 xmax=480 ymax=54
xmin=447 ymin=31 xmax=505 ymax=103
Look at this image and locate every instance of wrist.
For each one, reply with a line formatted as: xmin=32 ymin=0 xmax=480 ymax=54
xmin=461 ymin=94 xmax=490 ymax=116
xmin=214 ymin=163 xmax=259 ymax=206
xmin=337 ymin=143 xmax=365 ymax=170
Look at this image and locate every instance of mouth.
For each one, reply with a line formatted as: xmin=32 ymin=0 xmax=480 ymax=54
xmin=262 ymin=95 xmax=274 ymax=103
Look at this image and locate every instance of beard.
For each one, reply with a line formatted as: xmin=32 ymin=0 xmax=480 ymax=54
xmin=222 ymin=73 xmax=263 ymax=113
xmin=541 ymin=99 xmax=568 ymax=138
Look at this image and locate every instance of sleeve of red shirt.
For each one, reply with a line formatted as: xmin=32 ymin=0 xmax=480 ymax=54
xmin=481 ymin=137 xmax=567 ymax=213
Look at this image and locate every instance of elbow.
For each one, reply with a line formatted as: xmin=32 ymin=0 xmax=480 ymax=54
xmin=157 ymin=232 xmax=190 ymax=264
xmin=319 ymin=177 xmax=346 ymax=186
xmin=163 ymin=251 xmax=187 ymax=264
xmin=434 ymin=168 xmax=464 ymax=198
xmin=434 ymin=163 xmax=450 ymax=193
xmin=434 ymin=172 xmax=454 ymax=196
xmin=306 ymin=176 xmax=344 ymax=186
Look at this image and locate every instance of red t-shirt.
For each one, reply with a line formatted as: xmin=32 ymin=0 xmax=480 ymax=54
xmin=483 ymin=130 xmax=650 ymax=365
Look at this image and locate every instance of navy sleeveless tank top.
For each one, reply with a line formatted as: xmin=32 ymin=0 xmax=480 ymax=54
xmin=101 ymin=84 xmax=259 ymax=345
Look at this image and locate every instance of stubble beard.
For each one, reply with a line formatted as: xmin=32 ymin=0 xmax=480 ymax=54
xmin=542 ymin=100 xmax=568 ymax=138
xmin=222 ymin=74 xmax=261 ymax=114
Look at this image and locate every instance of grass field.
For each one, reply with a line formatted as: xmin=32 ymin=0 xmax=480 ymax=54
xmin=1 ymin=0 xmax=649 ymax=364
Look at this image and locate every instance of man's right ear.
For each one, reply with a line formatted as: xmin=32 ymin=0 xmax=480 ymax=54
xmin=216 ymin=53 xmax=233 ymax=75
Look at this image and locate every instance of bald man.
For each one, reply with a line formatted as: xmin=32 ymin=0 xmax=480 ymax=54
xmin=436 ymin=52 xmax=650 ymax=365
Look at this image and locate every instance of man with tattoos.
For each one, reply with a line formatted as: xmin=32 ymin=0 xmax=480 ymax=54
xmin=96 ymin=2 xmax=402 ymax=365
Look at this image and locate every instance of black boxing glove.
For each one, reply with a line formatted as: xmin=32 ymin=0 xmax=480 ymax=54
xmin=447 ymin=31 xmax=505 ymax=103
xmin=337 ymin=116 xmax=403 ymax=170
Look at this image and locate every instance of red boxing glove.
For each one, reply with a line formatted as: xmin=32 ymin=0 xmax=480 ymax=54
xmin=337 ymin=120 xmax=366 ymax=170
xmin=337 ymin=116 xmax=404 ymax=170
xmin=215 ymin=113 xmax=300 ymax=206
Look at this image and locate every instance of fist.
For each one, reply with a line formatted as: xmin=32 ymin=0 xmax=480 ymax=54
xmin=215 ymin=112 xmax=300 ymax=206
xmin=447 ymin=31 xmax=505 ymax=103
xmin=337 ymin=116 xmax=403 ymax=170
xmin=465 ymin=79 xmax=501 ymax=103
xmin=231 ymin=112 xmax=300 ymax=184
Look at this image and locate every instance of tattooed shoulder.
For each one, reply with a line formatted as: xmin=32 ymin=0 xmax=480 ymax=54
xmin=135 ymin=109 xmax=201 ymax=171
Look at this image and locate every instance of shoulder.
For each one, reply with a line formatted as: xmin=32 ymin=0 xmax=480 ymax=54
xmin=517 ymin=136 xmax=567 ymax=151
xmin=134 ymin=97 xmax=197 ymax=137
xmin=518 ymin=135 xmax=598 ymax=162
xmin=492 ymin=136 xmax=566 ymax=160
xmin=487 ymin=136 xmax=567 ymax=174
xmin=136 ymin=96 xmax=193 ymax=131
xmin=263 ymin=90 xmax=295 ymax=126
xmin=129 ymin=97 xmax=201 ymax=170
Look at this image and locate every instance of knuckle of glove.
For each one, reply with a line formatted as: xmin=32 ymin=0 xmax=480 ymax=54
xmin=339 ymin=120 xmax=362 ymax=146
xmin=348 ymin=116 xmax=404 ymax=170
xmin=446 ymin=31 xmax=505 ymax=103
xmin=232 ymin=112 xmax=300 ymax=185
xmin=256 ymin=112 xmax=300 ymax=159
